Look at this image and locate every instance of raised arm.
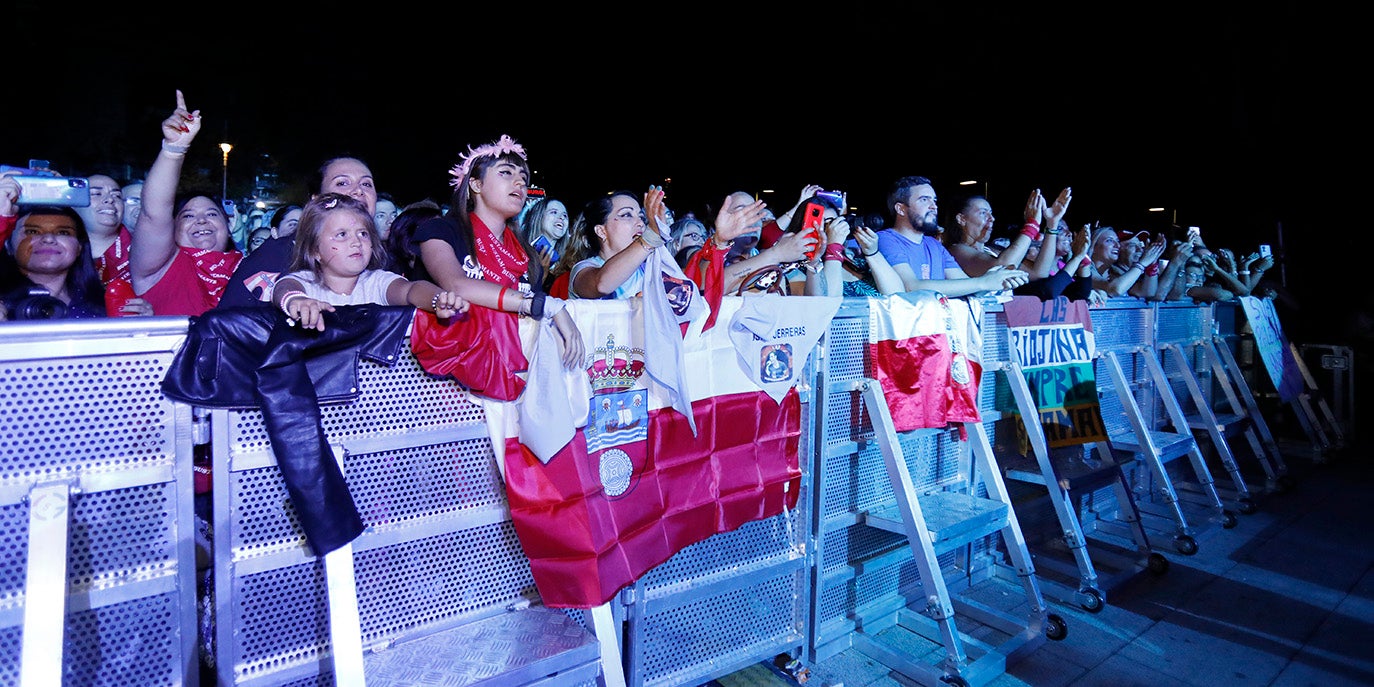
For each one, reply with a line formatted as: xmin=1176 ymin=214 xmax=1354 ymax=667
xmin=572 ymin=186 xmax=665 ymax=298
xmin=130 ymin=90 xmax=200 ymax=292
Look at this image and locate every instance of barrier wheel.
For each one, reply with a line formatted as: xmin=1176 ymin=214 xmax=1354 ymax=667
xmin=1147 ymin=552 xmax=1170 ymax=575
xmin=1238 ymin=498 xmax=1258 ymax=515
xmin=1275 ymin=474 xmax=1296 ymax=492
xmin=939 ymin=675 xmax=970 ymax=687
xmin=1174 ymin=535 xmax=1199 ymax=555
xmin=1221 ymin=511 xmax=1238 ymax=529
xmin=1045 ymin=613 xmax=1069 ymax=641
xmin=1079 ymin=588 xmax=1104 ymax=613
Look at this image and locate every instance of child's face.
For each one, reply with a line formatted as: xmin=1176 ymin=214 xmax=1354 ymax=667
xmin=314 ymin=211 xmax=373 ymax=278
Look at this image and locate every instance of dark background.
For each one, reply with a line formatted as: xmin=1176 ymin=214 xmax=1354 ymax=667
xmin=3 ymin=4 xmax=1361 ymax=346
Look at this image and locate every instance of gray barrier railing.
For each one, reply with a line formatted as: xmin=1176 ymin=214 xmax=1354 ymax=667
xmin=2 ymin=297 xmax=1288 ymax=686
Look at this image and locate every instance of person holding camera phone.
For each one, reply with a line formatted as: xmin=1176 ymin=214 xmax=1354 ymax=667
xmin=128 ymin=90 xmax=243 ymax=317
xmin=0 ymin=203 xmax=108 ymax=322
xmin=519 ymin=196 xmax=571 ymax=286
xmin=802 ymin=194 xmax=903 ymax=297
xmin=708 ymin=190 xmax=816 ymax=295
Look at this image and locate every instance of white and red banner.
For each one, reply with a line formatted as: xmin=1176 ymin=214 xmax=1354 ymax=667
xmin=867 ymin=291 xmax=984 ymax=432
xmin=494 ymin=295 xmax=822 ymax=608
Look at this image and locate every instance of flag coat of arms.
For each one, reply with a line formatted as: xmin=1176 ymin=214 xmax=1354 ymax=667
xmin=499 ymin=295 xmax=807 ymax=609
xmin=867 ymin=291 xmax=984 ymax=432
xmin=1001 ymin=295 xmax=1107 ymax=447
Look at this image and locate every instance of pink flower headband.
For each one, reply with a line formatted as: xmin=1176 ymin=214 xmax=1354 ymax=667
xmin=448 ymin=134 xmax=527 ymax=188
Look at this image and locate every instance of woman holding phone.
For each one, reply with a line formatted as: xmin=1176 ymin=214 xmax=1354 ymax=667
xmin=518 ymin=196 xmax=571 ymax=286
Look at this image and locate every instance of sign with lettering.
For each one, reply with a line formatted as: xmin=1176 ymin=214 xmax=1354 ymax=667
xmin=1238 ymin=296 xmax=1304 ymax=403
xmin=1002 ymin=296 xmax=1108 ymax=448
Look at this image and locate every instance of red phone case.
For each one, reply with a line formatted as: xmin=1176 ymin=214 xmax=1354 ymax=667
xmin=798 ymin=202 xmax=824 ymax=262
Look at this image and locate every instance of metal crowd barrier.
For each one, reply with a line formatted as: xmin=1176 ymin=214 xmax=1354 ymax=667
xmin=0 ymin=317 xmax=200 ymax=686
xmin=0 ymin=296 xmax=1316 ymax=687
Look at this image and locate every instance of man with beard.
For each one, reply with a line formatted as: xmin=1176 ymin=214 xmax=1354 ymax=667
xmin=875 ymin=175 xmax=1029 ymax=295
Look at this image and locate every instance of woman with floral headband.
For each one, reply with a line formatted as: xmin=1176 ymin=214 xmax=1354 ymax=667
xmin=410 ymin=135 xmax=583 ymax=396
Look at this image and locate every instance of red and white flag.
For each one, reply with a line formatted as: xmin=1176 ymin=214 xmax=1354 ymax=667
xmin=867 ymin=291 xmax=984 ymax=432
xmin=496 ymin=296 xmax=803 ymax=609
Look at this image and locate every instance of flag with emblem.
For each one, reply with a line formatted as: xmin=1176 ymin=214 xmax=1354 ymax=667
xmin=498 ymin=296 xmax=803 ymax=609
xmin=867 ymin=291 xmax=984 ymax=432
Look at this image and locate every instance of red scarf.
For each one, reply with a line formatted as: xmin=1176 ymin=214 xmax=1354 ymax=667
xmin=683 ymin=243 xmax=728 ymax=331
xmin=471 ymin=214 xmax=529 ymax=289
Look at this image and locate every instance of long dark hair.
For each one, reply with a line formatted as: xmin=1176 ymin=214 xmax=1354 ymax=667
xmin=1 ymin=205 xmax=105 ymax=314
xmin=447 ymin=150 xmax=544 ymax=288
xmin=943 ymin=194 xmax=987 ymax=247
xmin=551 ymin=191 xmax=638 ymax=280
xmin=385 ymin=204 xmax=443 ymax=279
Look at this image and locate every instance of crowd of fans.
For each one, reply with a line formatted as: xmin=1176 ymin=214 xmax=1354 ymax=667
xmin=0 ymin=91 xmax=1277 ymax=324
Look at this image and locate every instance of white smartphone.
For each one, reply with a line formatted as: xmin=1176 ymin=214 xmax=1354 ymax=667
xmin=1187 ymin=226 xmax=1201 ymax=244
xmin=1259 ymin=244 xmax=1272 ymax=258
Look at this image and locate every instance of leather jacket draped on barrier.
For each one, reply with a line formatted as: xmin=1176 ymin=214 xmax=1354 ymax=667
xmin=161 ymin=305 xmax=415 ymax=556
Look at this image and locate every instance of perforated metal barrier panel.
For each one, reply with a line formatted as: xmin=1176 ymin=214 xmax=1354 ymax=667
xmin=811 ymin=300 xmax=971 ymax=659
xmin=211 ymin=349 xmax=558 ymax=686
xmin=0 ymin=318 xmax=199 ymax=687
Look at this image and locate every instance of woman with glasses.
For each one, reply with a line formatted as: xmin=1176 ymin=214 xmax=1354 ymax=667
xmin=669 ymin=217 xmax=707 ymax=267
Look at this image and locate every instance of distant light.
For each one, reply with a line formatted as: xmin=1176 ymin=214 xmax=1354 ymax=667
xmin=254 ymin=200 xmax=267 ymax=209
xmin=219 ymin=143 xmax=233 ymax=155
xmin=959 ymin=180 xmax=977 ymax=186
xmin=761 ymin=189 xmax=774 ymax=194
xmin=1148 ymin=207 xmax=1165 ymax=212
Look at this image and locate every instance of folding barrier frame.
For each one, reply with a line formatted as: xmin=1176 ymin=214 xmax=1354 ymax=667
xmin=806 ymin=299 xmax=1062 ymax=687
xmin=982 ymin=302 xmax=1165 ymax=613
xmin=1 ymin=297 xmax=1318 ymax=686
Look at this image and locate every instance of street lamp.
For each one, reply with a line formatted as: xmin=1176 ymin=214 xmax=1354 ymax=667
xmin=219 ymin=143 xmax=233 ymax=202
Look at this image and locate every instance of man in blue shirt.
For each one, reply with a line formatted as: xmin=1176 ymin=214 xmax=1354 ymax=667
xmin=876 ymin=176 xmax=1029 ymax=296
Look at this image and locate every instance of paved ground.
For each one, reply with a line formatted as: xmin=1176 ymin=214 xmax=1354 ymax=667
xmin=711 ymin=430 xmax=1372 ymax=687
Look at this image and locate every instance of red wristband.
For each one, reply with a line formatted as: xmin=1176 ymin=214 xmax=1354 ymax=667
xmin=1145 ymin=263 xmax=1161 ymax=277
xmin=1020 ymin=222 xmax=1041 ymax=241
xmin=497 ymin=288 xmax=507 ymax=311
xmin=822 ymin=242 xmax=845 ymax=262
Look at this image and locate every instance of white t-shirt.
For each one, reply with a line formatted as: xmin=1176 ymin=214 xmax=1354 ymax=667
xmin=281 ymin=269 xmax=405 ymax=306
xmin=568 ymin=256 xmax=645 ymax=300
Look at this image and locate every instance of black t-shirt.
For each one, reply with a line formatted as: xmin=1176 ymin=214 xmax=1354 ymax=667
xmin=412 ymin=215 xmax=543 ymax=295
xmin=217 ymin=235 xmax=296 ymax=308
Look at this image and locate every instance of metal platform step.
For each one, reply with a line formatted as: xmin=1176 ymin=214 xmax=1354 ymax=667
xmin=365 ymin=606 xmax=602 ymax=687
xmin=865 ymin=492 xmax=1009 ymax=555
xmin=1108 ymin=429 xmax=1195 ymax=461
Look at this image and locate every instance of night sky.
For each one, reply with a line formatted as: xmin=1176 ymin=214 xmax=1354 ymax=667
xmin=4 ymin=4 xmax=1357 ymax=340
